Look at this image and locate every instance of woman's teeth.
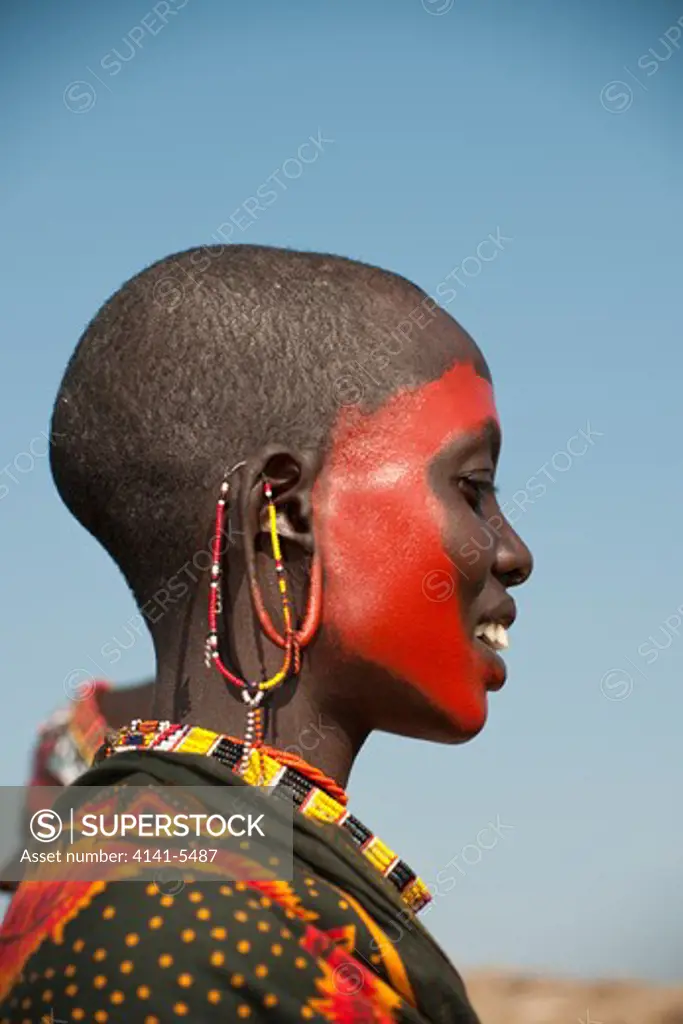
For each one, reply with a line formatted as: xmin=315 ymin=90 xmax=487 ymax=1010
xmin=474 ymin=622 xmax=509 ymax=651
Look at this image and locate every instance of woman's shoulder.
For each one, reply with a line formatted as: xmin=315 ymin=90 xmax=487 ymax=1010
xmin=0 ymin=874 xmax=425 ymax=1022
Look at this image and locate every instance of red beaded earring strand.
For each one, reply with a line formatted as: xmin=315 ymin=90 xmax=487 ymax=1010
xmin=206 ymin=463 xmax=317 ymax=775
xmin=250 ymin=555 xmax=322 ymax=667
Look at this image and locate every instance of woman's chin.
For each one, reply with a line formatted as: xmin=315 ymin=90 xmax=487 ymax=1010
xmin=414 ymin=687 xmax=490 ymax=745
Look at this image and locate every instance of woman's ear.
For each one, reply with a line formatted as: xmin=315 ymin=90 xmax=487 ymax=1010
xmin=238 ymin=444 xmax=321 ymax=593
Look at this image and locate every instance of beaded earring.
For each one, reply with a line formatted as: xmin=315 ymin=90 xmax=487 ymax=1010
xmin=205 ymin=463 xmax=318 ymax=776
xmin=250 ymin=554 xmax=322 ymax=663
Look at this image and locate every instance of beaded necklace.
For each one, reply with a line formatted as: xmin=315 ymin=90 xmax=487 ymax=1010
xmin=103 ymin=719 xmax=432 ymax=915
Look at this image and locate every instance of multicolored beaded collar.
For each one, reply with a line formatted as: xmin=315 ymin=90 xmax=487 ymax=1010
xmin=102 ymin=720 xmax=432 ymax=915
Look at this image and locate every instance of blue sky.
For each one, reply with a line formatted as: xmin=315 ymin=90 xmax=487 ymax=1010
xmin=1 ymin=0 xmax=682 ymax=983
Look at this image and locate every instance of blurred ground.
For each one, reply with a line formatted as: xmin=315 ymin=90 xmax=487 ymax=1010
xmin=464 ymin=971 xmax=683 ymax=1024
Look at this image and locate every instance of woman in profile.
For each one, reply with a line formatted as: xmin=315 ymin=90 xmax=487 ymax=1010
xmin=0 ymin=245 xmax=532 ymax=1023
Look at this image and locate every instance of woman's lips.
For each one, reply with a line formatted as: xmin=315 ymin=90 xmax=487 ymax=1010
xmin=473 ymin=621 xmax=510 ymax=690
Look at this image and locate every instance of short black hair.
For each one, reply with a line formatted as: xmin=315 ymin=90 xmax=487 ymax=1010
xmin=51 ymin=244 xmax=455 ymax=607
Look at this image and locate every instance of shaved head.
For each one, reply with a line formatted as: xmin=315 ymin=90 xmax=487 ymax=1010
xmin=50 ymin=244 xmax=476 ymax=609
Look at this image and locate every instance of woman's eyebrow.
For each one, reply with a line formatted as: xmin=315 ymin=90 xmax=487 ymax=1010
xmin=436 ymin=418 xmax=501 ymax=464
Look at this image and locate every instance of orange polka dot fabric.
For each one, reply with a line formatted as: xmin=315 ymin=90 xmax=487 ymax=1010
xmin=0 ymin=868 xmax=438 ymax=1022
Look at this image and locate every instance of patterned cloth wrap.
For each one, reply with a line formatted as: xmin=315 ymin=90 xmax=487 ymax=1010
xmin=0 ymin=711 xmax=482 ymax=1023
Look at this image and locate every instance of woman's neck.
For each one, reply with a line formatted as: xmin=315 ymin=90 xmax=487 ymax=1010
xmin=148 ymin=580 xmax=370 ymax=789
xmin=152 ymin=655 xmax=367 ymax=790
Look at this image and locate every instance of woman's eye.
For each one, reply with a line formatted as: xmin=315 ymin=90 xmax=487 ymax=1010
xmin=458 ymin=477 xmax=497 ymax=513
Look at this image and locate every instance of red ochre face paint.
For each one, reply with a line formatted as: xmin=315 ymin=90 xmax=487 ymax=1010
xmin=313 ymin=362 xmax=499 ymax=734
